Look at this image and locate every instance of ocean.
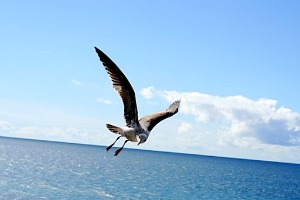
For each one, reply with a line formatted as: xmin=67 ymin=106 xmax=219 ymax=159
xmin=0 ymin=137 xmax=299 ymax=199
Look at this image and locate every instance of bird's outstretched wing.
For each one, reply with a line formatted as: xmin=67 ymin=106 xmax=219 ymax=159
xmin=139 ymin=100 xmax=180 ymax=132
xmin=95 ymin=47 xmax=138 ymax=127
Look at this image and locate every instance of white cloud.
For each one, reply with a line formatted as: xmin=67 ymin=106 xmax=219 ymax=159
xmin=159 ymin=90 xmax=300 ymax=147
xmin=178 ymin=122 xmax=192 ymax=133
xmin=11 ymin=125 xmax=106 ymax=145
xmin=0 ymin=120 xmax=15 ymax=131
xmin=97 ymin=98 xmax=112 ymax=104
xmin=140 ymin=86 xmax=155 ymax=99
xmin=71 ymin=79 xmax=82 ymax=86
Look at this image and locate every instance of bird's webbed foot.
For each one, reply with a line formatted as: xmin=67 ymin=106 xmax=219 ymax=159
xmin=114 ymin=148 xmax=123 ymax=156
xmin=106 ymin=144 xmax=114 ymax=151
xmin=114 ymin=140 xmax=129 ymax=156
xmin=106 ymin=136 xmax=121 ymax=151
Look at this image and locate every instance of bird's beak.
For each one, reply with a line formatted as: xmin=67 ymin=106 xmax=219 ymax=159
xmin=137 ymin=141 xmax=142 ymax=146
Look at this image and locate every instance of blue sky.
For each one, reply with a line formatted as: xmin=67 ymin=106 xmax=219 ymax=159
xmin=1 ymin=1 xmax=300 ymax=163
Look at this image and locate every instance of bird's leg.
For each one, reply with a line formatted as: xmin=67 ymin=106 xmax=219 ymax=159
xmin=114 ymin=140 xmax=129 ymax=156
xmin=106 ymin=136 xmax=121 ymax=151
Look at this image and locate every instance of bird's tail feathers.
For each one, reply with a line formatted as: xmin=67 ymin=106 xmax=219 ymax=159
xmin=106 ymin=124 xmax=123 ymax=134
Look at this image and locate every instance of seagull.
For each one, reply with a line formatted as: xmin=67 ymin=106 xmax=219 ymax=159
xmin=95 ymin=47 xmax=180 ymax=156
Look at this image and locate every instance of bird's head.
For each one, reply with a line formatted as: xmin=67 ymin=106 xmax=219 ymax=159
xmin=138 ymin=133 xmax=147 ymax=145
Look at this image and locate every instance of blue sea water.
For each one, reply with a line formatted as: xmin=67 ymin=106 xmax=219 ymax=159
xmin=0 ymin=137 xmax=299 ymax=200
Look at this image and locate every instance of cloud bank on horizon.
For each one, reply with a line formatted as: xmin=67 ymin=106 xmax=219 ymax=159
xmin=1 ymin=85 xmax=300 ymax=163
xmin=154 ymin=88 xmax=300 ymax=146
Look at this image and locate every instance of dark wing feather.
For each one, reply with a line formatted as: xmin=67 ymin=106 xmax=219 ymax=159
xmin=139 ymin=100 xmax=180 ymax=132
xmin=94 ymin=47 xmax=138 ymax=127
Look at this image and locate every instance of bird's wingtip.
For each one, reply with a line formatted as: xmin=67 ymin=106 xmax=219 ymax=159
xmin=94 ymin=47 xmax=103 ymax=57
xmin=167 ymin=99 xmax=181 ymax=113
xmin=174 ymin=99 xmax=181 ymax=105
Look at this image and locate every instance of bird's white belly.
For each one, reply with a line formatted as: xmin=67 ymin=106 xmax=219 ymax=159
xmin=121 ymin=127 xmax=138 ymax=142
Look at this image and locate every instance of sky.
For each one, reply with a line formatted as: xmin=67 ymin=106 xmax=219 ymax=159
xmin=1 ymin=1 xmax=300 ymax=164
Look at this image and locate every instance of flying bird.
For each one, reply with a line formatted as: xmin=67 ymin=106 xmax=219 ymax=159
xmin=95 ymin=47 xmax=180 ymax=156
